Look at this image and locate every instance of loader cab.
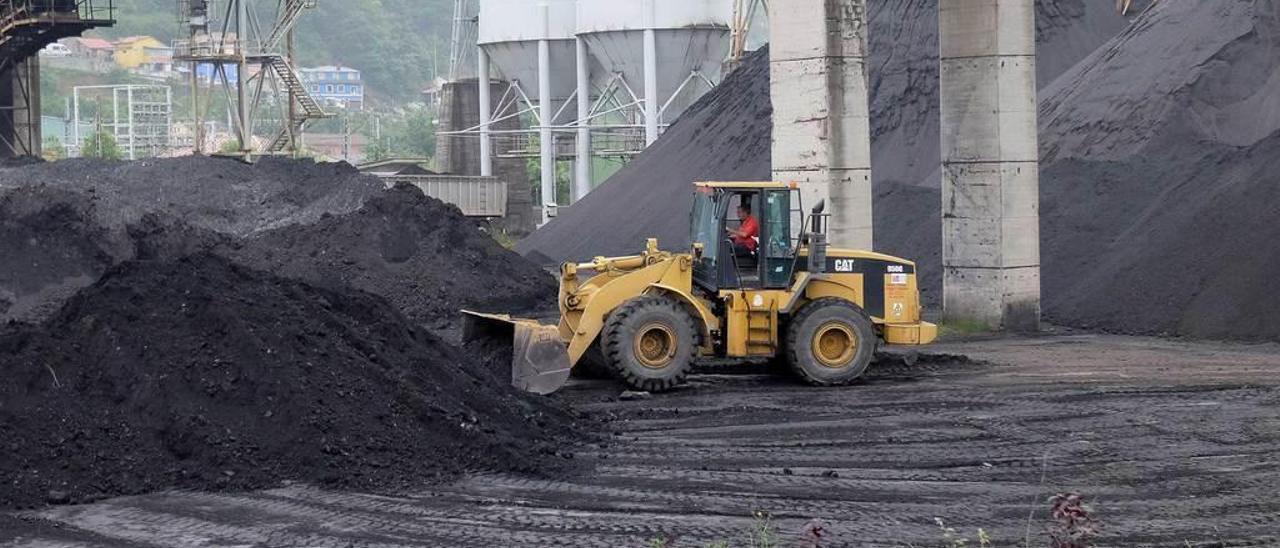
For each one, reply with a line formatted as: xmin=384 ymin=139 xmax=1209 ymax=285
xmin=690 ymin=183 xmax=804 ymax=292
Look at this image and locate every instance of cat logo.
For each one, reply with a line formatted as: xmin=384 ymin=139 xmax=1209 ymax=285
xmin=833 ymin=259 xmax=856 ymax=272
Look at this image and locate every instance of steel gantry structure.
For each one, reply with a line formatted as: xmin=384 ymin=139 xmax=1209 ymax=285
xmin=175 ymin=0 xmax=330 ymax=158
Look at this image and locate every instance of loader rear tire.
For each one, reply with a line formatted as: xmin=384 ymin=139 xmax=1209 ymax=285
xmin=787 ymin=298 xmax=876 ymax=386
xmin=603 ymin=296 xmax=697 ymax=392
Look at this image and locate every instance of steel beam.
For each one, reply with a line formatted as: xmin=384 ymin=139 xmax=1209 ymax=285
xmin=478 ymin=47 xmax=493 ymax=177
xmin=574 ymin=36 xmax=591 ymax=202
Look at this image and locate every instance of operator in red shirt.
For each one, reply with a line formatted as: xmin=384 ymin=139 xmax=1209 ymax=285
xmin=727 ymin=202 xmax=759 ymax=258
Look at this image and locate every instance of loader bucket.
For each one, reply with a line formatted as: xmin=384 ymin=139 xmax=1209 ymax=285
xmin=461 ymin=311 xmax=572 ymax=395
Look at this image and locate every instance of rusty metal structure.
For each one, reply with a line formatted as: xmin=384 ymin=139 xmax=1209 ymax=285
xmin=0 ymin=0 xmax=114 ymax=158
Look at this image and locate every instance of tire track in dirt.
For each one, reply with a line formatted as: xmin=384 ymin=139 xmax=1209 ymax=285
xmin=10 ymin=341 xmax=1280 ymax=547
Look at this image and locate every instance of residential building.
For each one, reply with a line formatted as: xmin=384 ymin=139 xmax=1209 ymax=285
xmin=113 ymin=36 xmax=169 ymax=70
xmin=62 ymin=37 xmax=115 ymax=71
xmin=299 ymin=66 xmax=365 ymax=110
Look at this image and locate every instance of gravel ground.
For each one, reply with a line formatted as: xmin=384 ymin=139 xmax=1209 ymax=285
xmin=6 ymin=333 xmax=1278 ymax=547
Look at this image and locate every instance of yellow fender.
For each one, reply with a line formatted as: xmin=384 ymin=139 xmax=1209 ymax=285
xmin=645 ymin=283 xmax=720 ymax=351
xmin=561 ymin=260 xmax=673 ymax=367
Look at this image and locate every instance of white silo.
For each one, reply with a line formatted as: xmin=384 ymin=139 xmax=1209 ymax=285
xmin=478 ymin=0 xmax=577 ymax=225
xmin=572 ymin=0 xmax=733 ymax=199
xmin=577 ymin=0 xmax=733 ymax=136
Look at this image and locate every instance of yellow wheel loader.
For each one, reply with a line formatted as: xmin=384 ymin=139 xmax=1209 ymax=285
xmin=464 ymin=182 xmax=938 ymax=394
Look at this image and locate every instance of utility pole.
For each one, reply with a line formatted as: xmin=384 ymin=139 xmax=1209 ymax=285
xmin=342 ymin=114 xmax=350 ymax=162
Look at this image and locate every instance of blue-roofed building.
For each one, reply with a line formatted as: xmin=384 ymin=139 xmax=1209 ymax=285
xmin=299 ymin=65 xmax=365 ymax=110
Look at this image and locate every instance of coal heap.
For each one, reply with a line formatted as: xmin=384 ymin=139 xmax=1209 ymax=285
xmin=1036 ymin=1 xmax=1280 ymax=340
xmin=0 ymin=187 xmax=127 ymax=322
xmin=227 ymin=184 xmax=557 ymax=328
xmin=0 ymin=254 xmax=575 ymax=509
xmin=0 ymin=157 xmax=556 ymax=326
xmin=0 ymin=156 xmax=382 ymax=236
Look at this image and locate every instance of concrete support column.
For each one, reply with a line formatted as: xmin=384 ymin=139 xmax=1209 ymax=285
xmin=477 ymin=48 xmax=493 ymax=177
xmin=538 ymin=37 xmax=556 ymax=225
xmin=769 ymin=0 xmax=874 ymax=249
xmin=574 ymin=36 xmax=591 ymax=202
xmin=939 ymin=0 xmax=1041 ymax=331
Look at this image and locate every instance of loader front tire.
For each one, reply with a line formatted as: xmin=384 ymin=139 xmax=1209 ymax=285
xmin=603 ymin=296 xmax=697 ymax=392
xmin=787 ymin=298 xmax=876 ymax=386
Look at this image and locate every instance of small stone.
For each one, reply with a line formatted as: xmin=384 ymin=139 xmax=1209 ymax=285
xmin=45 ymin=490 xmax=70 ymax=505
xmin=782 ymin=468 xmax=793 ymax=475
xmin=618 ymin=390 xmax=651 ymax=401
xmin=822 ymin=470 xmax=839 ymax=478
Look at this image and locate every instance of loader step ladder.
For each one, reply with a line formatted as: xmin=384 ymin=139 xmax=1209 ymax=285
xmin=746 ymin=300 xmax=778 ymax=356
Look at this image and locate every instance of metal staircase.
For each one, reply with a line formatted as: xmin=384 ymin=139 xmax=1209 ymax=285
xmin=262 ymin=0 xmax=314 ymax=52
xmin=254 ymin=53 xmax=331 ymax=152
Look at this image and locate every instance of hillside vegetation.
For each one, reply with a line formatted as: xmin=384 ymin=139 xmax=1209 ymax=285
xmin=96 ymin=0 xmax=454 ymax=102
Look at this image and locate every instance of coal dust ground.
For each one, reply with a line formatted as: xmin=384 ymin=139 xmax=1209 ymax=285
xmin=5 ymin=334 xmax=1279 ymax=547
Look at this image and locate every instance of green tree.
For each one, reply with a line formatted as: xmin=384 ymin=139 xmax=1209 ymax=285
xmin=364 ymin=138 xmax=391 ymax=162
xmin=397 ymin=106 xmax=437 ymax=158
xmin=82 ymin=130 xmax=121 ymax=160
xmin=218 ymin=139 xmax=243 ymax=154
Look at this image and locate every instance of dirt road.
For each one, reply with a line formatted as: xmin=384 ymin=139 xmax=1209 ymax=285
xmin=5 ymin=333 xmax=1279 ymax=547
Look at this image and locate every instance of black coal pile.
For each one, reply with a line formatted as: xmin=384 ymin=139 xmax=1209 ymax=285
xmin=0 ymin=254 xmax=576 ymax=510
xmin=0 ymin=185 xmax=238 ymax=324
xmin=0 ymin=156 xmax=382 ymax=236
xmin=1036 ymin=1 xmax=1280 ymax=340
xmin=518 ymin=0 xmax=1129 ymax=267
xmin=0 ymin=157 xmax=381 ymax=324
xmin=226 ymin=184 xmax=557 ymax=327
xmin=0 ymin=157 xmax=556 ymax=326
xmin=0 ymin=187 xmax=127 ymax=323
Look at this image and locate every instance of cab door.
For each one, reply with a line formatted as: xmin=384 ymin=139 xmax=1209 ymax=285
xmin=759 ymin=189 xmax=801 ymax=288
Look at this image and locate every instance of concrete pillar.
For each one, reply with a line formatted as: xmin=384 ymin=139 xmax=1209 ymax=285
xmin=769 ymin=0 xmax=874 ymax=249
xmin=477 ymin=48 xmax=493 ymax=177
xmin=939 ymin=0 xmax=1041 ymax=331
xmin=574 ymin=36 xmax=591 ymax=202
